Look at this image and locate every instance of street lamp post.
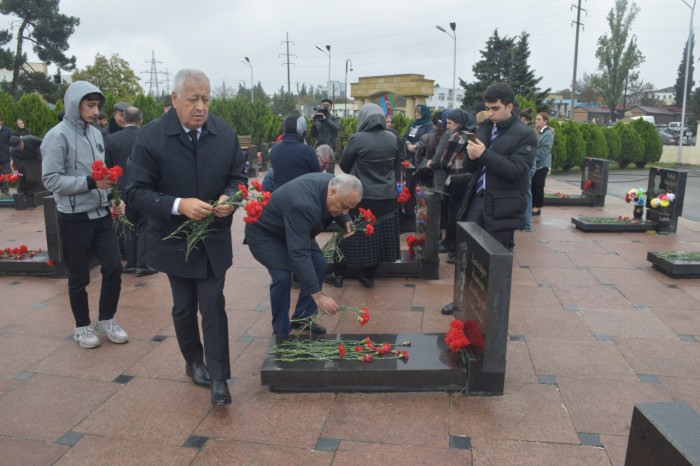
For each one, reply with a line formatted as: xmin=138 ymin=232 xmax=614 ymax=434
xmin=240 ymin=57 xmax=253 ymax=104
xmin=436 ymin=22 xmax=457 ymax=108
xmin=679 ymin=0 xmax=696 ymax=164
xmin=316 ymin=44 xmax=331 ymax=99
xmin=621 ymin=34 xmax=637 ymax=121
xmin=344 ymin=59 xmax=353 ymax=118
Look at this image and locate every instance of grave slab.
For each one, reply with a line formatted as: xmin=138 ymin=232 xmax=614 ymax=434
xmin=647 ymin=251 xmax=700 ymax=278
xmin=572 ymin=216 xmax=656 ymax=233
xmin=260 ymin=333 xmax=466 ymax=392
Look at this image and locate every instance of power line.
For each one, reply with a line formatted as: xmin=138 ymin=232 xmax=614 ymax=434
xmin=280 ymin=32 xmax=297 ymax=94
xmin=570 ymin=0 xmax=586 ymax=119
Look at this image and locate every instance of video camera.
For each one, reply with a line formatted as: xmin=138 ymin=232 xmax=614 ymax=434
xmin=313 ymin=103 xmax=330 ymax=121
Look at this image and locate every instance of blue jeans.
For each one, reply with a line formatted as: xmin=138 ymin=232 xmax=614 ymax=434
xmin=267 ymin=248 xmax=327 ymax=335
xmin=523 ymin=161 xmax=537 ymax=231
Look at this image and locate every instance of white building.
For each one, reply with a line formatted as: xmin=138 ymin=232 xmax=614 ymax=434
xmin=652 ymin=86 xmax=675 ymax=105
xmin=426 ymin=85 xmax=464 ymax=111
xmin=0 ymin=62 xmax=49 ymax=83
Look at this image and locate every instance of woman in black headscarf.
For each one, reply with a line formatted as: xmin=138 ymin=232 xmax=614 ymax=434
xmin=403 ymin=104 xmax=432 ymax=165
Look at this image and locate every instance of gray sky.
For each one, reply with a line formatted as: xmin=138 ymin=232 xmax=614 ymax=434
xmin=2 ymin=0 xmax=695 ymax=98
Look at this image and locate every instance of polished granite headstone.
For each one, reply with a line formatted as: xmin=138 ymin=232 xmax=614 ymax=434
xmin=544 ymin=158 xmax=609 ymax=207
xmin=399 ymin=167 xmax=416 ymax=233
xmin=647 ymin=251 xmax=700 ymax=278
xmin=572 ymin=216 xmax=655 ymax=232
xmin=646 ymin=167 xmax=687 ymax=234
xmin=452 ymin=222 xmax=513 ymax=395
xmin=624 ymin=402 xmax=700 ymax=466
xmin=261 ymin=333 xmax=466 ymax=392
xmin=247 ymin=144 xmax=258 ymax=178
xmin=259 ymin=143 xmax=269 ymax=172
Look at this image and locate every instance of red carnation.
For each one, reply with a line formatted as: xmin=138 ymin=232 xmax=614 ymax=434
xmin=338 ymin=345 xmax=346 ymax=358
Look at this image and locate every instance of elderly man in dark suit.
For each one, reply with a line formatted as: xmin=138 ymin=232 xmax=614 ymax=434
xmin=245 ymin=173 xmax=361 ymax=335
xmin=106 ymin=106 xmax=154 ymax=276
xmin=124 ymin=69 xmax=247 ymax=405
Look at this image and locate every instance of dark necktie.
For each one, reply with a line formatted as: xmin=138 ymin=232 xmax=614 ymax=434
xmin=188 ymin=129 xmax=198 ymax=153
xmin=476 ymin=125 xmax=498 ymax=195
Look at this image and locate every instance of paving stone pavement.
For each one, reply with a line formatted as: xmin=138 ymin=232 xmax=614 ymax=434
xmin=0 ymin=176 xmax=698 ymax=465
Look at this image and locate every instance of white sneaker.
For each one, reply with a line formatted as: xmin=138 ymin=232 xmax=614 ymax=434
xmin=94 ymin=318 xmax=129 ymax=344
xmin=74 ymin=326 xmax=101 ymax=349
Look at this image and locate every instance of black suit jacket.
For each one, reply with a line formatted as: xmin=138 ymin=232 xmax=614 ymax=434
xmin=105 ymin=125 xmax=139 ymax=191
xmin=124 ymin=110 xmax=247 ymax=278
xmin=0 ymin=126 xmax=12 ymax=163
xmin=245 ymin=173 xmax=350 ymax=295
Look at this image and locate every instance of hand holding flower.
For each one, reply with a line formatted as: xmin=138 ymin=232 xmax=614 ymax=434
xmin=311 ymin=292 xmax=339 ymax=316
xmin=110 ymin=199 xmax=126 ymax=217
xmin=178 ymin=198 xmax=214 ymax=221
xmin=214 ymin=194 xmax=235 ymax=218
xmin=343 ymin=220 xmax=356 ymax=238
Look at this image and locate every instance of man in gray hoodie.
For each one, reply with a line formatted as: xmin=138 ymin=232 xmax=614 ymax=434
xmin=42 ymin=81 xmax=130 ymax=349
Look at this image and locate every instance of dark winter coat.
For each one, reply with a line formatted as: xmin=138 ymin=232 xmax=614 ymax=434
xmin=269 ymin=133 xmax=321 ymax=189
xmin=124 ymin=110 xmax=247 ymax=279
xmin=459 ymin=113 xmax=537 ymax=232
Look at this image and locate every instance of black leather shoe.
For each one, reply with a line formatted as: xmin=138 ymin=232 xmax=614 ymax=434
xmin=531 ymin=210 xmax=541 ymax=216
xmin=323 ymin=273 xmax=344 ymax=288
xmin=136 ymin=267 xmax=158 ymax=277
xmin=291 ymin=320 xmax=327 ymax=335
xmin=358 ymin=276 xmax=374 ymax=288
xmin=123 ymin=266 xmax=136 ymax=274
xmin=441 ymin=303 xmax=456 ymax=315
xmin=211 ymin=380 xmax=232 ymax=405
xmin=185 ymin=362 xmax=211 ymax=387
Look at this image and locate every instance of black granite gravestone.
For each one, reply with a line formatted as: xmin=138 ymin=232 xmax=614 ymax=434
xmin=647 ymin=251 xmax=700 ymax=278
xmin=625 ymin=402 xmax=700 ymax=466
xmin=42 ymin=195 xmax=67 ymax=277
xmin=399 ymin=168 xmax=416 ymax=233
xmin=571 ymin=216 xmax=654 ymax=232
xmin=452 ymin=222 xmax=513 ymax=395
xmin=261 ymin=333 xmax=466 ymax=392
xmin=581 ymin=157 xmax=609 ymax=206
xmin=646 ymin=167 xmax=687 ymax=234
xmin=259 ymin=143 xmax=269 ymax=172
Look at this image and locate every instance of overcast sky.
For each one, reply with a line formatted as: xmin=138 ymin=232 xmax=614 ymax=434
xmin=1 ymin=0 xmax=695 ymax=98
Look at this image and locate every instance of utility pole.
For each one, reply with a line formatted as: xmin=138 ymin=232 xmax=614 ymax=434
xmin=569 ymin=0 xmax=586 ymax=119
xmin=280 ymin=32 xmax=296 ymax=94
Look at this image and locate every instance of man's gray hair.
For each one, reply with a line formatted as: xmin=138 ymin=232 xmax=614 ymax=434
xmin=123 ymin=106 xmax=143 ymax=124
xmin=329 ymin=173 xmax=363 ymax=198
xmin=315 ymin=144 xmax=334 ymax=161
xmin=172 ymin=69 xmax=210 ymax=95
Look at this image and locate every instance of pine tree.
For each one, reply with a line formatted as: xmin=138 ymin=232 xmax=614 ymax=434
xmin=509 ymin=32 xmax=551 ymax=111
xmin=0 ymin=0 xmax=80 ymax=99
xmin=674 ymin=33 xmax=694 ymax=106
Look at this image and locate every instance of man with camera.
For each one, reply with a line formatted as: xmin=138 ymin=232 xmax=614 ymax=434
xmin=310 ymin=99 xmax=340 ymax=173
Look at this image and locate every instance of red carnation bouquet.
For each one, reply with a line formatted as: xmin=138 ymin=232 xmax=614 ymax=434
xmin=444 ymin=320 xmax=471 ymax=353
xmin=406 ymin=235 xmax=426 ymax=258
xmin=91 ymin=161 xmax=134 ymax=238
xmin=164 ymin=179 xmax=269 ymax=261
xmin=322 ymin=207 xmax=376 ymax=262
xmin=0 ymin=173 xmax=22 ymax=190
xmin=397 ymin=185 xmax=412 ymax=205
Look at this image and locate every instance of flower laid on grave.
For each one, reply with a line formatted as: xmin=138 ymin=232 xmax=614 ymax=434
xmin=578 ymin=216 xmax=643 ymax=225
xmin=1 ymin=245 xmax=42 ymax=260
xmin=322 ymin=208 xmax=376 ymax=261
xmin=545 ymin=192 xmax=570 ymax=199
xmin=656 ymin=251 xmax=700 ymax=262
xmin=401 ymin=160 xmax=411 ymax=169
xmin=271 ymin=306 xmax=411 ymax=363
xmin=444 ymin=319 xmax=485 ymax=353
xmin=406 ymin=235 xmax=425 ymax=257
xmin=91 ymin=161 xmax=134 ymax=239
xmin=583 ymin=180 xmax=593 ymax=190
xmin=625 ymin=187 xmax=646 ymax=206
xmin=0 ymin=173 xmax=22 ymax=190
xmin=650 ymin=193 xmax=675 ymax=211
xmin=164 ymin=180 xmax=270 ymax=261
xmin=397 ymin=185 xmax=412 ymax=205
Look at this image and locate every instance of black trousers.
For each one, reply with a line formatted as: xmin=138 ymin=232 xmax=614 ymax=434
xmin=167 ymin=269 xmax=230 ymax=381
xmin=124 ymin=205 xmax=149 ymax=269
xmin=464 ymin=195 xmax=515 ymax=251
xmin=531 ymin=167 xmax=548 ymax=208
xmin=59 ymin=214 xmax=122 ymax=327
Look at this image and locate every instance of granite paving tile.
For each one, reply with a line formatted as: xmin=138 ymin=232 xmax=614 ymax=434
xmin=529 ymin=267 xmax=602 ymax=287
xmin=196 ymin=378 xmax=334 ymax=448
xmin=450 ymin=383 xmax=580 ymax=444
xmin=421 ymin=304 xmax=455 ymax=333
xmin=30 ymin=338 xmax=158 ymax=382
xmin=578 ymin=308 xmax=678 ymax=339
xmin=1 ymin=298 xmax=76 ymax=338
xmin=548 ymin=240 xmax=607 ymax=254
xmin=504 ymin=340 xmax=538 ymax=385
xmin=566 ymin=251 xmax=635 ymax=269
xmin=509 ymin=285 xmax=564 ymax=312
xmin=321 ymin=392 xmax=449 ymax=448
xmin=599 ymin=434 xmax=630 ymax=466
xmin=471 ymin=438 xmax=611 ymax=466
xmin=551 ymin=284 xmax=634 ymax=310
xmin=226 ymin=308 xmax=267 ymax=337
xmin=193 ymin=438 xmax=333 ymax=465
xmin=0 ymin=437 xmax=69 ymax=466
xmin=508 ymin=306 xmax=595 ymax=340
xmin=333 ymin=307 xmax=423 ymax=334
xmin=411 ymin=284 xmax=454 ymax=308
xmin=511 ymin=265 xmax=538 ymax=286
xmin=526 ymin=338 xmax=636 ymax=380
xmin=680 ymin=284 xmax=700 ymax=302
xmin=614 ymin=337 xmax=700 ymax=377
xmin=333 ymin=440 xmax=469 ymax=465
xmin=0 ymin=332 xmax=71 ymax=379
xmin=614 ymin=283 xmax=700 ymax=308
xmin=76 ymin=377 xmax=213 ymax=446
xmin=657 ymin=376 xmax=700 ymax=412
xmin=515 ymin=251 xmax=576 ymax=269
xmin=557 ymin=376 xmax=673 ymax=435
xmin=230 ymin=338 xmax=274 ymax=380
xmin=336 ymin=281 xmax=414 ymax=310
xmin=0 ymin=373 xmax=119 ymax=441
xmin=588 ymin=266 xmax=667 ymax=287
xmin=54 ymin=435 xmax=197 ymax=465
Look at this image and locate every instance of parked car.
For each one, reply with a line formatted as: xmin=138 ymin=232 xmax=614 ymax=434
xmin=658 ymin=130 xmax=679 ymax=145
